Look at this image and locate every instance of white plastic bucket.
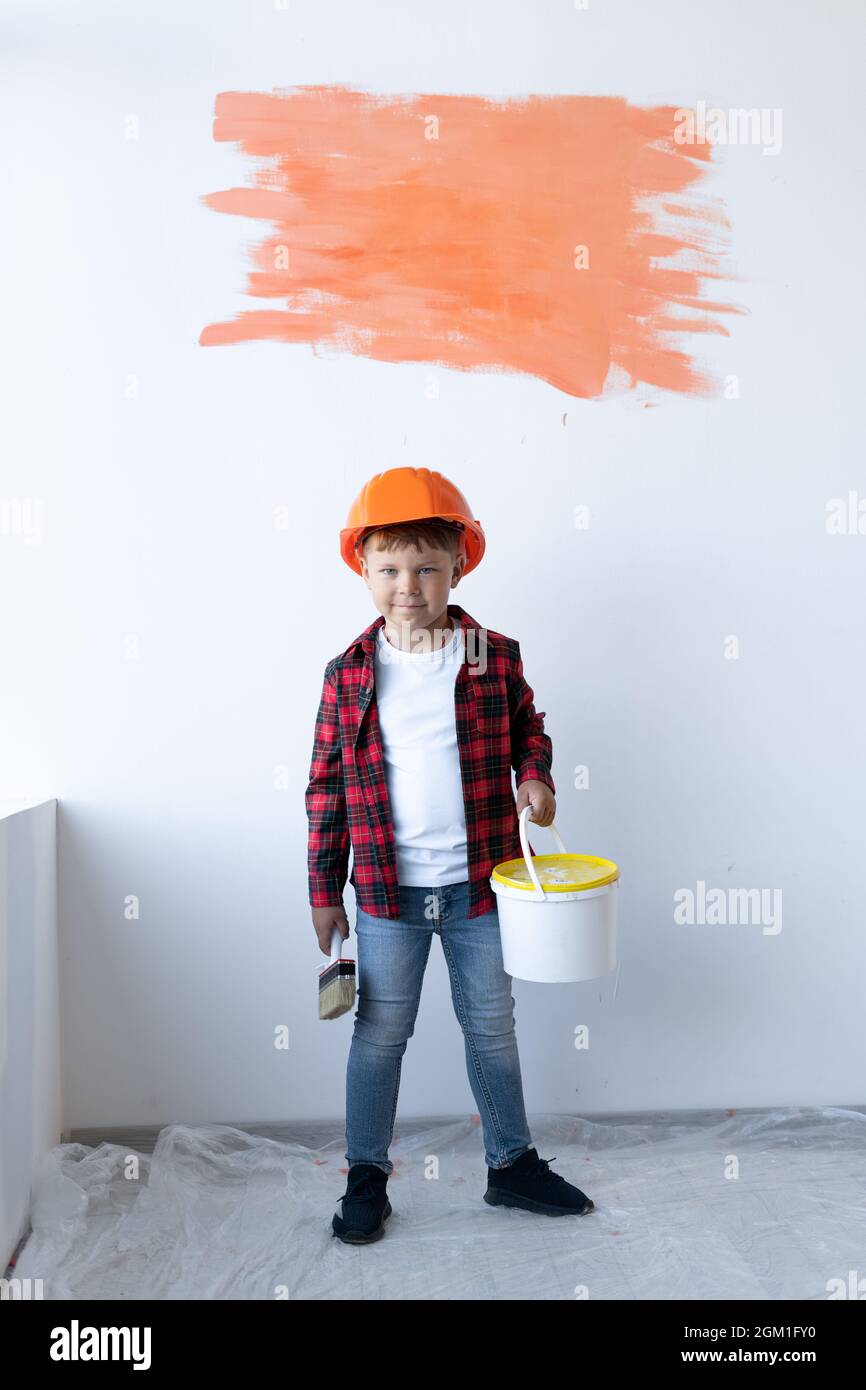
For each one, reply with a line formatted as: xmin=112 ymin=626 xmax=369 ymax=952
xmin=490 ymin=806 xmax=620 ymax=983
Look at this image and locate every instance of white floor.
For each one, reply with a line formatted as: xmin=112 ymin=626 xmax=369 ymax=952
xmin=11 ymin=1107 xmax=866 ymax=1299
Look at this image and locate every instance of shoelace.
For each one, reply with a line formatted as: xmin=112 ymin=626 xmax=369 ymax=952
xmin=527 ymin=1154 xmax=567 ymax=1186
xmin=347 ymin=1173 xmax=385 ymax=1201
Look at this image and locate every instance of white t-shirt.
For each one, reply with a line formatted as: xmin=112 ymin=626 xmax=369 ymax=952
xmin=374 ymin=618 xmax=468 ymax=886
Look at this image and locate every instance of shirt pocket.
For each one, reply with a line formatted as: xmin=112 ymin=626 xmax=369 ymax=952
xmin=474 ymin=682 xmax=511 ymax=736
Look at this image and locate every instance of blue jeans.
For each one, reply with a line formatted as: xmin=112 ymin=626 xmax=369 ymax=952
xmin=345 ymin=880 xmax=534 ymax=1174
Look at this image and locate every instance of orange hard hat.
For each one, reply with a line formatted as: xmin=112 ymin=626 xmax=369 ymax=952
xmin=340 ymin=467 xmax=486 ymax=576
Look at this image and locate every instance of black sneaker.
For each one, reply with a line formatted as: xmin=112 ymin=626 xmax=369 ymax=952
xmin=331 ymin=1163 xmax=392 ymax=1243
xmin=483 ymin=1147 xmax=594 ymax=1216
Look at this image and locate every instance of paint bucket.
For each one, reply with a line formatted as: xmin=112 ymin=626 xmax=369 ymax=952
xmin=490 ymin=806 xmax=620 ymax=983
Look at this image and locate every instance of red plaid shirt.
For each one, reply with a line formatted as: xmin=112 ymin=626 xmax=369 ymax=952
xmin=305 ymin=603 xmax=555 ymax=920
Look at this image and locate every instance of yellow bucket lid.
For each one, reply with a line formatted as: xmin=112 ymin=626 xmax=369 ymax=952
xmin=491 ymin=852 xmax=620 ymax=894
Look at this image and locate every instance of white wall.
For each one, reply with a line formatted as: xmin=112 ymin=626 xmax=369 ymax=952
xmin=2 ymin=0 xmax=864 ymax=1135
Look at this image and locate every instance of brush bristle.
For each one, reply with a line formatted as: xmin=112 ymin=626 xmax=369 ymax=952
xmin=319 ymin=961 xmax=356 ymax=1020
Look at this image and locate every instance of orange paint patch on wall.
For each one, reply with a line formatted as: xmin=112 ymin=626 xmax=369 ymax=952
xmin=199 ymin=86 xmax=742 ymax=398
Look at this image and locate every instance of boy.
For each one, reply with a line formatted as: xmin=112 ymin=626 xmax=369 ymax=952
xmin=305 ymin=467 xmax=594 ymax=1243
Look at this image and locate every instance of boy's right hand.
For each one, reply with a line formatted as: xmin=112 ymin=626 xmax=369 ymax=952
xmin=312 ymin=904 xmax=350 ymax=956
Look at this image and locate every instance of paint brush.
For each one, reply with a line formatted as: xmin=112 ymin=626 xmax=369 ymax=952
xmin=318 ymin=927 xmax=356 ymax=1020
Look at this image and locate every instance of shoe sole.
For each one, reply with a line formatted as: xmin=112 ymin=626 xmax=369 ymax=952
xmin=483 ymin=1189 xmax=594 ymax=1217
xmin=332 ymin=1200 xmax=393 ymax=1244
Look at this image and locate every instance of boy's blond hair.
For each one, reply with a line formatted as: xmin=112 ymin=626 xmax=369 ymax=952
xmin=359 ymin=517 xmax=466 ymax=567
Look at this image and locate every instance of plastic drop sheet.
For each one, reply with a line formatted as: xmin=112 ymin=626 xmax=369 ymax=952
xmin=11 ymin=1107 xmax=866 ymax=1300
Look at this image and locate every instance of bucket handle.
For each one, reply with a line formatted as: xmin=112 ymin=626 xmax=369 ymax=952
xmin=518 ymin=803 xmax=567 ymax=902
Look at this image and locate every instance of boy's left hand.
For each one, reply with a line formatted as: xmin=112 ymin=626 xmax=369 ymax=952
xmin=515 ymin=780 xmax=556 ymax=828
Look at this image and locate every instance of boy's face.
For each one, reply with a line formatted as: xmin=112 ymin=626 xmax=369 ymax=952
xmin=359 ymin=536 xmax=466 ymax=639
